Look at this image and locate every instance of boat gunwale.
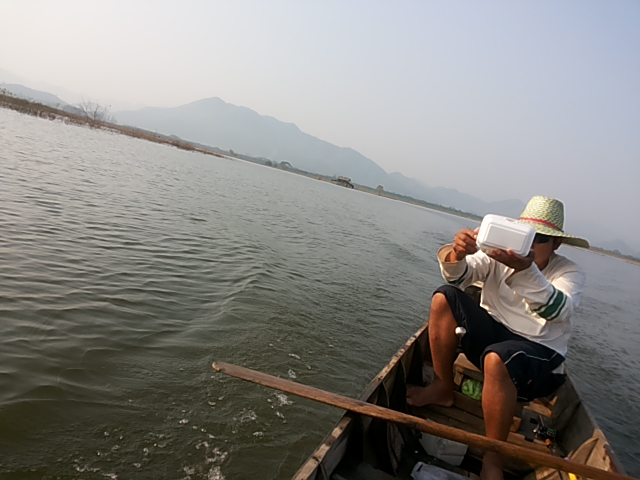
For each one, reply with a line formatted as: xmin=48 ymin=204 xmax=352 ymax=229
xmin=291 ymin=320 xmax=429 ymax=479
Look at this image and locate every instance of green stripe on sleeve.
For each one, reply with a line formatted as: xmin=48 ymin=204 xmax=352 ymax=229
xmin=546 ymin=293 xmax=568 ymax=321
xmin=537 ymin=288 xmax=566 ymax=320
xmin=533 ymin=288 xmax=558 ymax=314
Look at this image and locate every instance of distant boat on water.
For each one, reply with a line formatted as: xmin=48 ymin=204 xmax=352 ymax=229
xmin=331 ymin=176 xmax=355 ymax=189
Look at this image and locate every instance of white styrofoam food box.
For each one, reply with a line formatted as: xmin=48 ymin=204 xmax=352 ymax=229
xmin=419 ymin=432 xmax=468 ymax=467
xmin=476 ymin=214 xmax=536 ymax=257
xmin=411 ymin=461 xmax=469 ymax=480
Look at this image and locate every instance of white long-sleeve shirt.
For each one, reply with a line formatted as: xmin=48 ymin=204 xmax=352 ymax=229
xmin=437 ymin=245 xmax=586 ymax=356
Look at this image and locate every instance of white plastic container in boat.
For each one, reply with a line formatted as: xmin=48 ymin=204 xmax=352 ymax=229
xmin=411 ymin=461 xmax=469 ymax=480
xmin=476 ymin=214 xmax=536 ymax=256
xmin=419 ymin=432 xmax=469 ymax=467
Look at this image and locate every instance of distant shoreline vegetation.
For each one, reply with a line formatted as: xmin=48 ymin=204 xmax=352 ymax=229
xmin=2 ymin=92 xmax=638 ymax=266
xmin=0 ymin=91 xmax=221 ymax=157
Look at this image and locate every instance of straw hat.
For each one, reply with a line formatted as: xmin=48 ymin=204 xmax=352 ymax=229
xmin=518 ymin=196 xmax=589 ymax=248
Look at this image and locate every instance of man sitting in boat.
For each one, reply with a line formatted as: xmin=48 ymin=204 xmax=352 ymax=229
xmin=407 ymin=196 xmax=589 ymax=480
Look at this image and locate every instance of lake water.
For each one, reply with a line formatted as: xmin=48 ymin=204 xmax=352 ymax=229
xmin=0 ymin=109 xmax=638 ymax=479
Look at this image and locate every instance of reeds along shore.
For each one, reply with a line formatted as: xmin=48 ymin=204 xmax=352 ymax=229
xmin=0 ymin=92 xmax=223 ymax=157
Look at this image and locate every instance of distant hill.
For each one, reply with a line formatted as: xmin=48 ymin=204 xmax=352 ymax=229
xmin=383 ymin=172 xmax=525 ymax=218
xmin=1 ymin=83 xmax=68 ymax=107
xmin=116 ymin=98 xmax=389 ymax=184
xmin=597 ymin=239 xmax=640 ymax=258
xmin=0 ymin=83 xmax=86 ymax=116
xmin=115 ymin=97 xmax=524 ymax=217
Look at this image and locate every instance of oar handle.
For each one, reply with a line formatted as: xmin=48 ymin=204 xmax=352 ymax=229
xmin=212 ymin=362 xmax=634 ymax=480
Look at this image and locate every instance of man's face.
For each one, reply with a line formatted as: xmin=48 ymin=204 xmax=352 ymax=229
xmin=532 ymin=234 xmax=562 ymax=269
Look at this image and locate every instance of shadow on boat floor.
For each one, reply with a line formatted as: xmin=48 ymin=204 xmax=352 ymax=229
xmin=329 ymin=436 xmax=523 ymax=480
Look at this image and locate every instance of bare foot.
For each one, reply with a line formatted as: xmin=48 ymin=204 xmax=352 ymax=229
xmin=406 ymin=379 xmax=454 ymax=407
xmin=480 ymin=452 xmax=504 ymax=480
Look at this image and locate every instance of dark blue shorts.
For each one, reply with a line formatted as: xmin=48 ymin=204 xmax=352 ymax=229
xmin=435 ymin=285 xmax=566 ymax=402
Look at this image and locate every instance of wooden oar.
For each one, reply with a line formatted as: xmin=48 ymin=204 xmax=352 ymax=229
xmin=212 ymin=362 xmax=634 ymax=480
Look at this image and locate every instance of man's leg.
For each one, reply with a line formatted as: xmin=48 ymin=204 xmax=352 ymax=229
xmin=407 ymin=292 xmax=458 ymax=407
xmin=481 ymin=352 xmax=518 ymax=480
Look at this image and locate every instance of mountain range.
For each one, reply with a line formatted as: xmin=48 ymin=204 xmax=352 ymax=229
xmin=114 ymin=98 xmax=527 ymax=218
xmin=2 ymin=80 xmax=638 ymax=257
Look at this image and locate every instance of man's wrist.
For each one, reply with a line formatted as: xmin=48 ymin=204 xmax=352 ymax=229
xmin=438 ymin=245 xmax=462 ymax=264
xmin=448 ymin=250 xmax=463 ymax=262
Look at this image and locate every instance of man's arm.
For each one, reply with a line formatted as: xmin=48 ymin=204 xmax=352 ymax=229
xmin=505 ymin=262 xmax=586 ymax=322
xmin=486 ymin=246 xmax=585 ymax=323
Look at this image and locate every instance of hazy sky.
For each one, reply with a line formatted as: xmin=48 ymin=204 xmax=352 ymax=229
xmin=2 ymin=1 xmax=639 ymax=249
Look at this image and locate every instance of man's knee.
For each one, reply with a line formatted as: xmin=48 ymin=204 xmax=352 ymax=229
xmin=483 ymin=352 xmax=509 ymax=379
xmin=430 ymin=290 xmax=452 ymax=315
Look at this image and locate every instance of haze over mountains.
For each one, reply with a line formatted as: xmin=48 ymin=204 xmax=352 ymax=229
xmin=2 ymin=80 xmax=638 ymax=257
xmin=114 ymin=98 xmax=526 ymax=218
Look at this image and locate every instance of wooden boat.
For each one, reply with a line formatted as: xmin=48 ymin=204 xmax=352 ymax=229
xmin=290 ymin=313 xmax=626 ymax=480
xmin=331 ymin=176 xmax=355 ymax=189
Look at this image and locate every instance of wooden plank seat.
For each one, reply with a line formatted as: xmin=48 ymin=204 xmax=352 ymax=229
xmin=454 ymin=353 xmax=483 ymax=384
